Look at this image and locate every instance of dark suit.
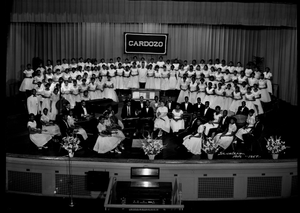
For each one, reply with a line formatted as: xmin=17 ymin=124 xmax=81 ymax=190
xmin=180 ymin=102 xmax=194 ymax=114
xmin=236 ymin=106 xmax=249 ymax=116
xmin=193 ymin=103 xmax=205 ymax=114
xmin=242 ymin=121 xmax=264 ymax=154
xmin=58 ymin=118 xmax=72 ymax=138
xmin=140 ymin=106 xmax=154 ymax=118
xmin=176 ymin=117 xmax=199 ymax=141
xmin=75 ymin=105 xmax=91 ymax=119
xmin=165 ymin=101 xmax=176 ymax=113
xmin=200 ymin=107 xmax=214 ymax=122
xmin=210 ymin=115 xmax=231 ymax=135
xmin=135 ymin=101 xmax=146 ymax=112
xmin=121 ymin=105 xmax=136 ymax=119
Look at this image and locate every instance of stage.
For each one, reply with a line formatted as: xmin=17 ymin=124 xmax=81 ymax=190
xmin=5 ymin=95 xmax=298 ymax=202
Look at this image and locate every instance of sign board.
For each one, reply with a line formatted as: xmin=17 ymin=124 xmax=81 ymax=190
xmin=124 ymin=32 xmax=168 ymax=55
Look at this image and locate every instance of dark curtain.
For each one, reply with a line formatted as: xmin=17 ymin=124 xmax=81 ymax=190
xmin=11 ymin=0 xmax=297 ymax=27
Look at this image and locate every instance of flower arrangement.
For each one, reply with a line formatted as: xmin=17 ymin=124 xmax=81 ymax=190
xmin=265 ymin=135 xmax=286 ymax=154
xmin=141 ymin=133 xmax=164 ymax=156
xmin=202 ymin=137 xmax=219 ymax=154
xmin=61 ymin=135 xmax=81 ymax=157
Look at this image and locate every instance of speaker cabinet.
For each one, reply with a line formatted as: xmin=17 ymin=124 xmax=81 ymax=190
xmin=86 ymin=171 xmax=109 ymax=191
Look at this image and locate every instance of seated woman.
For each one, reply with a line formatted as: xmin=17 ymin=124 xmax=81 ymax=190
xmin=234 ymin=109 xmax=256 ymax=144
xmin=154 ymin=101 xmax=170 ymax=137
xmin=182 ymin=119 xmax=204 ymax=155
xmin=27 ymin=113 xmax=52 ymax=149
xmin=213 ymin=117 xmax=237 ymax=151
xmin=93 ymin=116 xmax=125 ymax=154
xmin=40 ymin=108 xmax=61 ymax=137
xmin=170 ymin=103 xmax=185 ymax=133
xmin=67 ymin=109 xmax=88 ymax=141
xmin=209 ymin=106 xmax=223 ymax=137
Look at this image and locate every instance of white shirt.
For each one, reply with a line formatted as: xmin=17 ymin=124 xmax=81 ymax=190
xmin=138 ymin=67 xmax=147 ymax=83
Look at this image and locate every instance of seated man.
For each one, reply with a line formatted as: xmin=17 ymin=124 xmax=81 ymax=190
xmin=135 ymin=96 xmax=145 ymax=117
xmin=242 ymin=115 xmax=264 ymax=155
xmin=210 ymin=110 xmax=231 ymax=137
xmin=193 ymin=97 xmax=205 ymax=115
xmin=165 ymin=96 xmax=176 ymax=117
xmin=40 ymin=107 xmax=61 ymax=137
xmin=180 ymin=96 xmax=194 ymax=114
xmin=75 ymin=100 xmax=93 ymax=120
xmin=139 ymin=100 xmax=155 ymax=133
xmin=121 ymin=100 xmax=136 ymax=119
xmin=176 ymin=113 xmax=199 ymax=140
xmin=236 ymin=101 xmax=249 ymax=116
xmin=199 ymin=101 xmax=214 ymax=123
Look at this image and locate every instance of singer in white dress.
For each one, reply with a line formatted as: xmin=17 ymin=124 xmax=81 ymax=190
xmin=170 ymin=104 xmax=185 ymax=133
xmin=182 ymin=119 xmax=204 ymax=155
xmin=214 ymin=117 xmax=237 ymax=150
xmin=154 ymin=101 xmax=170 ymax=134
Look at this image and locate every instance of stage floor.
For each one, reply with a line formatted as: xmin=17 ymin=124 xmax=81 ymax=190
xmin=5 ymin=95 xmax=298 ymax=160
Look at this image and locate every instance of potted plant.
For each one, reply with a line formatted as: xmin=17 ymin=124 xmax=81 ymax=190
xmin=265 ymin=136 xmax=286 ymax=159
xmin=202 ymin=137 xmax=219 ymax=160
xmin=141 ymin=133 xmax=165 ymax=160
xmin=61 ymin=135 xmax=81 ymax=157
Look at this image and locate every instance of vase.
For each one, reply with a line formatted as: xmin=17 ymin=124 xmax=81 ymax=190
xmin=207 ymin=153 xmax=214 ymax=160
xmin=272 ymin=153 xmax=279 ymax=160
xmin=69 ymin=152 xmax=74 ymax=158
xmin=148 ymin=155 xmax=155 ymax=160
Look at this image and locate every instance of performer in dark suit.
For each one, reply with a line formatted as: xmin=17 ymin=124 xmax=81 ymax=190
xmin=209 ymin=110 xmax=231 ymax=137
xmin=176 ymin=113 xmax=199 ymax=140
xmin=121 ymin=101 xmax=136 ymax=119
xmin=75 ymin=100 xmax=92 ymax=120
xmin=242 ymin=115 xmax=264 ymax=154
xmin=58 ymin=113 xmax=72 ymax=138
xmin=135 ymin=96 xmax=146 ymax=116
xmin=200 ymin=101 xmax=214 ymax=123
xmin=180 ymin=96 xmax=194 ymax=114
xmin=140 ymin=100 xmax=154 ymax=118
xmin=193 ymin=97 xmax=205 ymax=114
xmin=165 ymin=96 xmax=176 ymax=113
xmin=236 ymin=101 xmax=249 ymax=116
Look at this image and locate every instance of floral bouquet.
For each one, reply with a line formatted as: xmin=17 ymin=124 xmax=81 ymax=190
xmin=61 ymin=135 xmax=81 ymax=157
xmin=265 ymin=135 xmax=286 ymax=154
xmin=141 ymin=133 xmax=165 ymax=156
xmin=202 ymin=137 xmax=219 ymax=154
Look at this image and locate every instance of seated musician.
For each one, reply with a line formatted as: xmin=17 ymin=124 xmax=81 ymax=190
xmin=199 ymin=101 xmax=214 ymax=123
xmin=66 ymin=109 xmax=88 ymax=141
xmin=121 ymin=100 xmax=136 ymax=119
xmin=193 ymin=97 xmax=205 ymax=116
xmin=140 ymin=100 xmax=154 ymax=119
xmin=40 ymin=107 xmax=61 ymax=137
xmin=180 ymin=96 xmax=194 ymax=114
xmin=75 ymin=100 xmax=93 ymax=120
xmin=135 ymin=96 xmax=145 ymax=117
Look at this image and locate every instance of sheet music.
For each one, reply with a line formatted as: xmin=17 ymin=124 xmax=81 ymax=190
xmin=132 ymin=91 xmax=140 ymax=99
xmin=149 ymin=92 xmax=155 ymax=99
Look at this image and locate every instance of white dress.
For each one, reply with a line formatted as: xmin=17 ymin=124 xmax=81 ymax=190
xmin=41 ymin=89 xmax=52 ymax=112
xmin=154 ymin=70 xmax=161 ymax=90
xmin=115 ymin=68 xmax=124 ymax=89
xmin=177 ymin=80 xmax=189 ymax=103
xmin=214 ymin=123 xmax=237 ymax=149
xmin=28 ymin=120 xmax=52 ymax=148
xmin=252 ymin=89 xmax=264 ymax=115
xmin=189 ymin=81 xmax=198 ymax=104
xmin=264 ymin=71 xmax=273 ymax=94
xmin=170 ymin=109 xmax=185 ymax=133
xmin=235 ymin=115 xmax=255 ymax=140
xmin=103 ymin=81 xmax=119 ymax=102
xmin=229 ymin=91 xmax=242 ymax=113
xmin=223 ymin=88 xmax=233 ymax=111
xmin=244 ymin=92 xmax=258 ymax=115
xmin=258 ymin=79 xmax=271 ymax=102
xmin=145 ymin=69 xmax=155 ymax=89
xmin=214 ymin=87 xmax=225 ymax=110
xmin=88 ymin=82 xmax=98 ymax=100
xmin=154 ymin=106 xmax=170 ymax=133
xmin=93 ymin=123 xmax=125 ymax=154
xmin=196 ymin=82 xmax=206 ymax=101
xmin=67 ymin=115 xmax=88 ymax=140
xmin=40 ymin=114 xmax=61 ymax=136
xmin=128 ymin=68 xmax=139 ymax=89
xmin=27 ymin=95 xmax=40 ymax=115
xmin=160 ymin=70 xmax=170 ymax=90
xmin=122 ymin=70 xmax=131 ymax=89
xmin=19 ymin=69 xmax=34 ymax=91
xmin=203 ymin=87 xmax=216 ymax=108
xmin=49 ymin=92 xmax=60 ymax=120
xmin=168 ymin=70 xmax=177 ymax=90
xmin=183 ymin=124 xmax=204 ymax=155
xmin=176 ymin=69 xmax=186 ymax=90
